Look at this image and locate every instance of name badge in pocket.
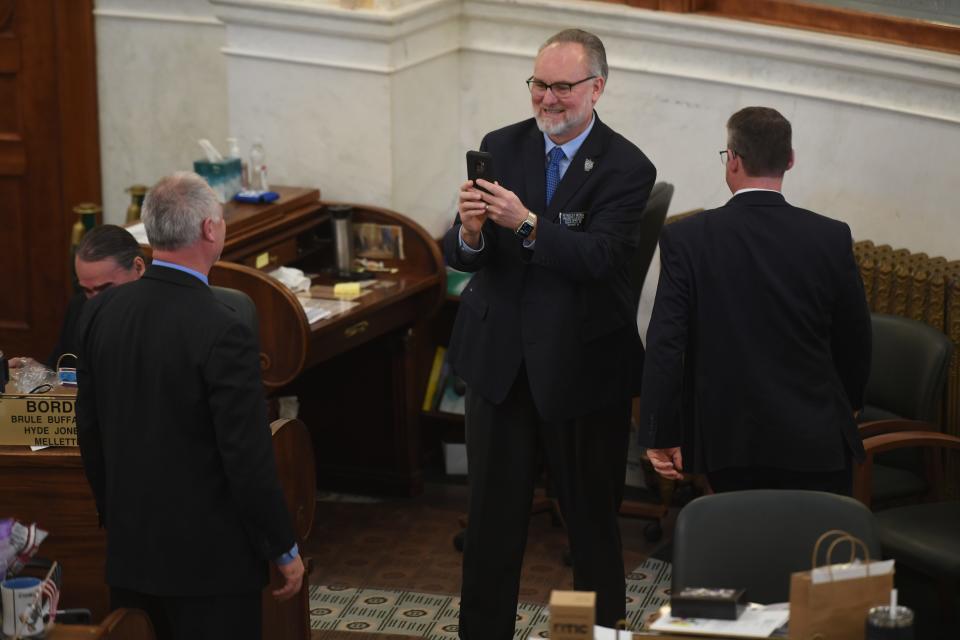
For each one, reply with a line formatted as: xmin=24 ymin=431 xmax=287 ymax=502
xmin=560 ymin=211 xmax=586 ymax=230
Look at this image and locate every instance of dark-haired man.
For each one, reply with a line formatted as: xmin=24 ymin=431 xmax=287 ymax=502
xmin=443 ymin=28 xmax=655 ymax=638
xmin=9 ymin=224 xmax=145 ymax=370
xmin=640 ymin=106 xmax=871 ymax=495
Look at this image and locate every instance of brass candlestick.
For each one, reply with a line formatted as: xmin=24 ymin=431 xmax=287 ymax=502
xmin=125 ymin=184 xmax=148 ymax=223
xmin=71 ymin=202 xmax=101 ymax=247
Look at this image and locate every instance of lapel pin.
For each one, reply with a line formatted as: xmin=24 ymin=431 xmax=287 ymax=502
xmin=584 ymin=158 xmax=594 ymax=172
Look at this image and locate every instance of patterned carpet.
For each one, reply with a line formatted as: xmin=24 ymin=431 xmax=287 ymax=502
xmin=309 ymin=557 xmax=672 ymax=638
xmin=305 ymin=485 xmax=673 ymax=639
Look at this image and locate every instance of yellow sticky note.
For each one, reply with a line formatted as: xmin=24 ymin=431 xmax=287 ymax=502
xmin=255 ymin=252 xmax=270 ymax=269
xmin=333 ymin=282 xmax=361 ymax=298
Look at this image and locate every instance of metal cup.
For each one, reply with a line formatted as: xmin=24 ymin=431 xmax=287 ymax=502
xmin=866 ymin=605 xmax=914 ymax=639
xmin=329 ymin=205 xmax=354 ymax=278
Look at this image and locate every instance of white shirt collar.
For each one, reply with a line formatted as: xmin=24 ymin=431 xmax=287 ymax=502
xmin=543 ymin=114 xmax=596 ymax=159
xmin=733 ymin=187 xmax=781 ymax=196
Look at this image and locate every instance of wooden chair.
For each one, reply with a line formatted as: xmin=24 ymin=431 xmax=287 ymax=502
xmin=853 ymin=430 xmax=960 ymax=631
xmin=857 ymin=313 xmax=953 ymax=507
xmin=262 ymin=417 xmax=316 ymax=640
xmin=49 ymin=609 xmax=155 ymax=640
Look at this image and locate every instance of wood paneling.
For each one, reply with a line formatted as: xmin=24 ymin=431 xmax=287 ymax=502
xmin=699 ymin=0 xmax=960 ymax=54
xmin=0 ymin=419 xmax=316 ymax=635
xmin=0 ymin=0 xmax=101 ymax=358
xmin=596 ymin=0 xmax=960 ymax=54
xmin=54 ymin=0 xmax=102 ymax=245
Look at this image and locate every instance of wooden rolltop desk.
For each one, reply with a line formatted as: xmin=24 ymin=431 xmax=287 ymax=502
xmin=208 ymin=186 xmax=445 ymax=496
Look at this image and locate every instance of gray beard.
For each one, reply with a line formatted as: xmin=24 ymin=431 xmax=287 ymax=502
xmin=535 ymin=114 xmax=573 ymax=138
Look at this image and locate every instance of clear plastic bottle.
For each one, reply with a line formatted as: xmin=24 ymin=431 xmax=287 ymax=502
xmin=226 ymin=137 xmax=246 ymax=192
xmin=249 ymin=140 xmax=269 ymax=191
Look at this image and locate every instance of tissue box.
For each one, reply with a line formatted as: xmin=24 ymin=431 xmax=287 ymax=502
xmin=194 ymin=157 xmax=242 ymax=203
xmin=671 ymin=587 xmax=746 ymax=620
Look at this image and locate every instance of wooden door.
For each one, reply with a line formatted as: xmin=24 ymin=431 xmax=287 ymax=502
xmin=0 ymin=0 xmax=100 ymax=358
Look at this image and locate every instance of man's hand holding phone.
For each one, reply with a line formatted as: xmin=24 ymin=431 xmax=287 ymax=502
xmin=473 ymin=179 xmax=532 ymax=236
xmin=459 ymin=179 xmax=487 ymax=249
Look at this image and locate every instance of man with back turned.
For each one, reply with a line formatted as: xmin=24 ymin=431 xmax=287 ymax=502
xmin=640 ymin=106 xmax=871 ymax=494
xmin=76 ymin=171 xmax=304 ymax=639
xmin=443 ymin=29 xmax=656 ymax=638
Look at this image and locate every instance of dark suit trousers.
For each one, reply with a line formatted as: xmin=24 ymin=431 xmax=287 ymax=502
xmin=707 ymin=462 xmax=853 ymax=496
xmin=110 ymin=587 xmax=261 ymax=640
xmin=459 ymin=366 xmax=630 ymax=639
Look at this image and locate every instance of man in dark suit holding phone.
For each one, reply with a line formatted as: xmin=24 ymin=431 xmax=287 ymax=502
xmin=640 ymin=107 xmax=871 ymax=495
xmin=443 ymin=29 xmax=656 ymax=638
xmin=76 ymin=172 xmax=304 ymax=639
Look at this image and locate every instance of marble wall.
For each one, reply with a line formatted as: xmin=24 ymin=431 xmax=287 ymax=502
xmin=94 ymin=0 xmax=960 ymax=308
xmin=95 ymin=0 xmax=228 ymax=225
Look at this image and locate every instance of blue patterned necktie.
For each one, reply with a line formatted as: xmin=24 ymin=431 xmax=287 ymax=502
xmin=545 ymin=146 xmax=565 ymax=206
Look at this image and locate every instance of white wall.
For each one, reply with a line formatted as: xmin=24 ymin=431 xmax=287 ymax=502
xmin=95 ymin=0 xmax=228 ymax=224
xmin=94 ymin=0 xmax=960 ymax=262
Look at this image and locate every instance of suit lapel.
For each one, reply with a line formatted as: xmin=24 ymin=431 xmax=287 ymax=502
xmin=546 ymin=114 xmax=609 ymax=219
xmin=522 ymin=125 xmax=547 ymax=215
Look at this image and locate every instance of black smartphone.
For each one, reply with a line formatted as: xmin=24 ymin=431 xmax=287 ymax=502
xmin=466 ymin=150 xmax=496 ymax=193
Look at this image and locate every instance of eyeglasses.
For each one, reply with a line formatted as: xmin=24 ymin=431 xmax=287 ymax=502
xmin=719 ymin=149 xmax=746 ymax=165
xmin=526 ymin=75 xmax=597 ymax=98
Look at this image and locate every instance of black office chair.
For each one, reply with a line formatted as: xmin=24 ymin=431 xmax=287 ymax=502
xmin=622 ymin=181 xmax=676 ymax=542
xmin=858 ymin=313 xmax=953 ymax=506
xmin=672 ymin=490 xmax=880 ymax=604
xmin=855 ymin=430 xmax=960 ymax=634
xmin=628 ymin=181 xmax=674 ymax=297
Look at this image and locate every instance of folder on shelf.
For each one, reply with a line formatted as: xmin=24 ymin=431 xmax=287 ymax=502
xmin=422 ymin=346 xmax=447 ymax=411
xmin=433 ymin=359 xmax=452 ymax=411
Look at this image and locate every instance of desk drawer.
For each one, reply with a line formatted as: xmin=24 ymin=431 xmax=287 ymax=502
xmin=309 ymin=294 xmax=424 ymax=363
xmin=240 ymin=237 xmax=298 ymax=271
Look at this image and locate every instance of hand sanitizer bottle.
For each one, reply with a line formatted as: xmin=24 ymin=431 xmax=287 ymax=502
xmin=249 ymin=140 xmax=269 ymax=192
xmin=227 ymin=137 xmax=247 ymax=190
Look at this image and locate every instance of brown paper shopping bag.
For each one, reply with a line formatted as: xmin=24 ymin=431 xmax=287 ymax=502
xmin=788 ymin=529 xmax=893 ymax=640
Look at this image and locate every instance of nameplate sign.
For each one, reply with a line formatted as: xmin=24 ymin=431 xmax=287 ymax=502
xmin=0 ymin=393 xmax=78 ymax=447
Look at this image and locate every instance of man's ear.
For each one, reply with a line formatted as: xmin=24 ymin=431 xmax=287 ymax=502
xmin=729 ymin=151 xmax=742 ymax=174
xmin=202 ymin=217 xmax=218 ymax=242
xmin=592 ymin=76 xmax=605 ymax=102
xmin=133 ymin=256 xmax=146 ymax=276
xmin=786 ymin=149 xmax=795 ymax=171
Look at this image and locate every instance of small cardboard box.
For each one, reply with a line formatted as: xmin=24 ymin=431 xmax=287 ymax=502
xmin=671 ymin=586 xmax=746 ymax=620
xmin=549 ymin=590 xmax=595 ymax=640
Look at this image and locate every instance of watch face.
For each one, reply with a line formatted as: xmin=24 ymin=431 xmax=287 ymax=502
xmin=516 ymin=220 xmax=533 ymax=237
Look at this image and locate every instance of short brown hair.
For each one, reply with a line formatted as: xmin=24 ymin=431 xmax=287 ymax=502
xmin=539 ymin=29 xmax=608 ymax=81
xmin=726 ymin=107 xmax=792 ymax=177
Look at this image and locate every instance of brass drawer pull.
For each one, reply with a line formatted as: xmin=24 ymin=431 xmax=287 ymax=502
xmin=344 ymin=320 xmax=369 ymax=338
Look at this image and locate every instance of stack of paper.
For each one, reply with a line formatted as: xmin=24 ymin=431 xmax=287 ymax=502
xmin=649 ymin=603 xmax=790 ymax=637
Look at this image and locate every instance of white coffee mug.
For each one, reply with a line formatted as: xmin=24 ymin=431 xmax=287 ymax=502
xmin=1 ymin=577 xmax=50 ymax=638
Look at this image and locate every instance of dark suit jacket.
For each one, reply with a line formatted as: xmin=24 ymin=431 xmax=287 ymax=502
xmin=442 ymin=115 xmax=656 ymax=421
xmin=76 ymin=265 xmax=295 ymax=596
xmin=47 ymin=292 xmax=85 ymax=369
xmin=639 ymin=191 xmax=872 ymax=473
